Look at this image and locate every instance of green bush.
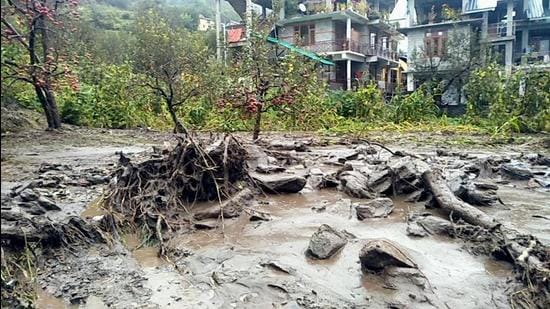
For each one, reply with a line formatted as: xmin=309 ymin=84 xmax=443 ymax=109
xmin=389 ymin=85 xmax=439 ymax=123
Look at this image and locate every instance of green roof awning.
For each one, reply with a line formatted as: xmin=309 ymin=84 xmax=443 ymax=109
xmin=266 ymin=36 xmax=335 ymax=66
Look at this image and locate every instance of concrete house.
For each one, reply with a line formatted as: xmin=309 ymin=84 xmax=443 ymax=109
xmin=396 ymin=0 xmax=550 ymax=104
xmin=276 ymin=0 xmax=404 ymax=92
xmin=216 ymin=0 xmax=405 ymax=93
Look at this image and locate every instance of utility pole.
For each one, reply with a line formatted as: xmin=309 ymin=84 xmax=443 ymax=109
xmin=216 ymin=0 xmax=222 ymax=61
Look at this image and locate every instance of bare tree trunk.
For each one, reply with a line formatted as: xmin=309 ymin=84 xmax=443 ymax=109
xmin=166 ymin=100 xmax=187 ymax=135
xmin=422 ymin=168 xmax=500 ymax=229
xmin=252 ymin=107 xmax=262 ymax=140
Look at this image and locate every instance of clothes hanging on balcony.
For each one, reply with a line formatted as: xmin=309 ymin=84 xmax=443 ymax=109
xmin=464 ymin=0 xmax=497 ymax=13
xmin=228 ymin=27 xmax=244 ymax=43
xmin=526 ymin=0 xmax=544 ymax=19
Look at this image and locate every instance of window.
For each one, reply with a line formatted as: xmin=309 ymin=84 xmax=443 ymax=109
xmin=424 ymin=30 xmax=448 ymax=57
xmin=294 ymin=24 xmax=316 ymax=46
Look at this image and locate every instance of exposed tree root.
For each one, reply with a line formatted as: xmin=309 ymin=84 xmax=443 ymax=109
xmin=104 ymin=134 xmax=248 ymax=250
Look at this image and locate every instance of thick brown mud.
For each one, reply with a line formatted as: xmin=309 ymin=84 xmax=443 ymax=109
xmin=1 ymin=128 xmax=547 ymax=308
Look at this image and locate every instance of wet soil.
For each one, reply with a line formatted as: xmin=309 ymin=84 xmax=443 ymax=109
xmin=1 ymin=128 xmax=548 ymax=308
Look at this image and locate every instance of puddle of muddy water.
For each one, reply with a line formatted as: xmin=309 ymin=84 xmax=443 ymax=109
xmin=122 ymin=233 xmax=166 ymax=268
xmin=80 ymin=196 xmax=107 ymax=219
xmin=171 ymin=189 xmax=513 ymax=308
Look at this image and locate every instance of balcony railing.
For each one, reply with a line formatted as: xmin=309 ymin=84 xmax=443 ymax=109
xmin=486 ymin=22 xmax=515 ymax=40
xmin=300 ymin=40 xmax=399 ymax=61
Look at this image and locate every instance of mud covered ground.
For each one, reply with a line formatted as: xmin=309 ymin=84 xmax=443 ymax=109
xmin=1 ymin=127 xmax=549 ymax=309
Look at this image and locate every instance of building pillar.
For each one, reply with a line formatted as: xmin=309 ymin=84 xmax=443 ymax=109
xmin=347 ymin=60 xmax=352 ymax=90
xmin=215 ymin=0 xmax=222 ymax=61
xmin=408 ymin=0 xmax=416 ymax=26
xmin=280 ymin=0 xmax=286 ymax=19
xmin=407 ymin=73 xmax=414 ymax=92
xmin=505 ymin=0 xmax=514 ymax=74
xmin=521 ymin=30 xmax=529 ymax=52
xmin=326 ymin=0 xmax=331 ymax=11
xmin=481 ymin=11 xmax=488 ymax=64
xmin=246 ymin=0 xmax=252 ymax=39
xmin=346 ymin=17 xmax=351 ymax=49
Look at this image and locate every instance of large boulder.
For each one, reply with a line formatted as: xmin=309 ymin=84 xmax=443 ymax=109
xmin=307 ymin=224 xmax=347 ymax=259
xmin=356 ymin=198 xmax=394 ymax=220
xmin=252 ymin=174 xmax=307 ymax=193
xmin=359 ymin=239 xmax=416 ymax=271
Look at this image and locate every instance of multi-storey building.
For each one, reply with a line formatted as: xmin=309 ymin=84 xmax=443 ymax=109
xmin=394 ymin=0 xmax=549 ymax=102
xmin=218 ymin=0 xmax=406 ymax=93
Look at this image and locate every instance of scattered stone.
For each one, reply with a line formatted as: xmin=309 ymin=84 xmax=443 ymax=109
xmin=474 ymin=182 xmax=499 ymax=191
xmin=252 ymin=174 xmax=307 ymax=193
xmin=268 ymin=140 xmax=308 ymax=152
xmin=328 ymin=149 xmax=359 ymax=163
xmin=356 ymin=198 xmax=394 ymax=220
xmin=338 ymin=170 xmax=375 ymax=199
xmin=86 ymin=175 xmax=110 ymax=186
xmin=194 ymin=219 xmax=219 ymax=229
xmin=256 ymin=164 xmax=286 ymax=174
xmin=37 ymin=196 xmax=61 ymax=211
xmin=19 ymin=189 xmax=39 ymax=202
xmin=407 ymin=214 xmax=453 ymax=237
xmin=249 ymin=211 xmax=272 ymax=221
xmin=307 ymin=224 xmax=347 ymax=259
xmin=359 ymin=239 xmax=416 ymax=271
xmin=500 ymin=163 xmax=533 ymax=180
xmin=194 ymin=189 xmax=254 ymax=220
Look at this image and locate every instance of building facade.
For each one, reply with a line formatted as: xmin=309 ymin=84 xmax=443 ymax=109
xmin=396 ymin=0 xmax=550 ymax=99
xmin=218 ymin=0 xmax=405 ymax=93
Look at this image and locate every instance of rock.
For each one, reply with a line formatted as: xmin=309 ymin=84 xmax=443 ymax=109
xmin=37 ymin=196 xmax=61 ymax=211
xmin=252 ymin=174 xmax=306 ymax=193
xmin=19 ymin=189 xmax=39 ymax=202
xmin=249 ymin=212 xmax=271 ymax=221
xmin=455 ymin=184 xmax=498 ymax=206
xmin=326 ymin=199 xmax=353 ymax=217
xmin=307 ymin=224 xmax=347 ymax=259
xmin=338 ymin=170 xmax=375 ymax=199
xmin=86 ymin=175 xmax=110 ymax=185
xmin=359 ymin=239 xmax=416 ymax=271
xmin=194 ymin=219 xmax=219 ymax=229
xmin=474 ymin=182 xmax=499 ymax=191
xmin=256 ymin=164 xmax=286 ymax=174
xmin=268 ymin=140 xmax=308 ymax=152
xmin=194 ymin=188 xmax=254 ymax=220
xmin=356 ymin=198 xmax=394 ymax=220
xmin=500 ymin=163 xmax=533 ymax=180
xmin=407 ymin=214 xmax=453 ymax=237
xmin=26 ymin=204 xmax=47 ymax=215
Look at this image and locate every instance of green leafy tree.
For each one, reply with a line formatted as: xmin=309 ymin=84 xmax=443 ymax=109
xmin=218 ymin=20 xmax=320 ymax=140
xmin=132 ymin=5 xmax=211 ymax=133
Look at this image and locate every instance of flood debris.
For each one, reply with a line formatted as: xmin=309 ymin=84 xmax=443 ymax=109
xmin=359 ymin=239 xmax=416 ymax=272
xmin=104 ymin=134 xmax=248 ymax=246
xmin=307 ymin=224 xmax=347 ymax=259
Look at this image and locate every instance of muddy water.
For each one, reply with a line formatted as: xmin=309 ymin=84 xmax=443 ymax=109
xmin=489 ymin=183 xmax=550 ymax=245
xmin=172 ymin=189 xmax=512 ymax=308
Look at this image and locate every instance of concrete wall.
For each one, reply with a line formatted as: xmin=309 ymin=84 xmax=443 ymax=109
xmin=278 ymin=18 xmax=334 ymax=44
xmin=407 ymin=24 xmax=472 ymax=72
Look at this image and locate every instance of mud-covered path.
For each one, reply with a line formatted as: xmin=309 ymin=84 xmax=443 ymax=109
xmin=1 ymin=128 xmax=549 ymax=308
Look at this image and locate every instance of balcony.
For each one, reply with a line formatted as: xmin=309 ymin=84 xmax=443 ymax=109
xmin=299 ymin=40 xmax=399 ymax=62
xmin=486 ymin=22 xmax=515 ymax=42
